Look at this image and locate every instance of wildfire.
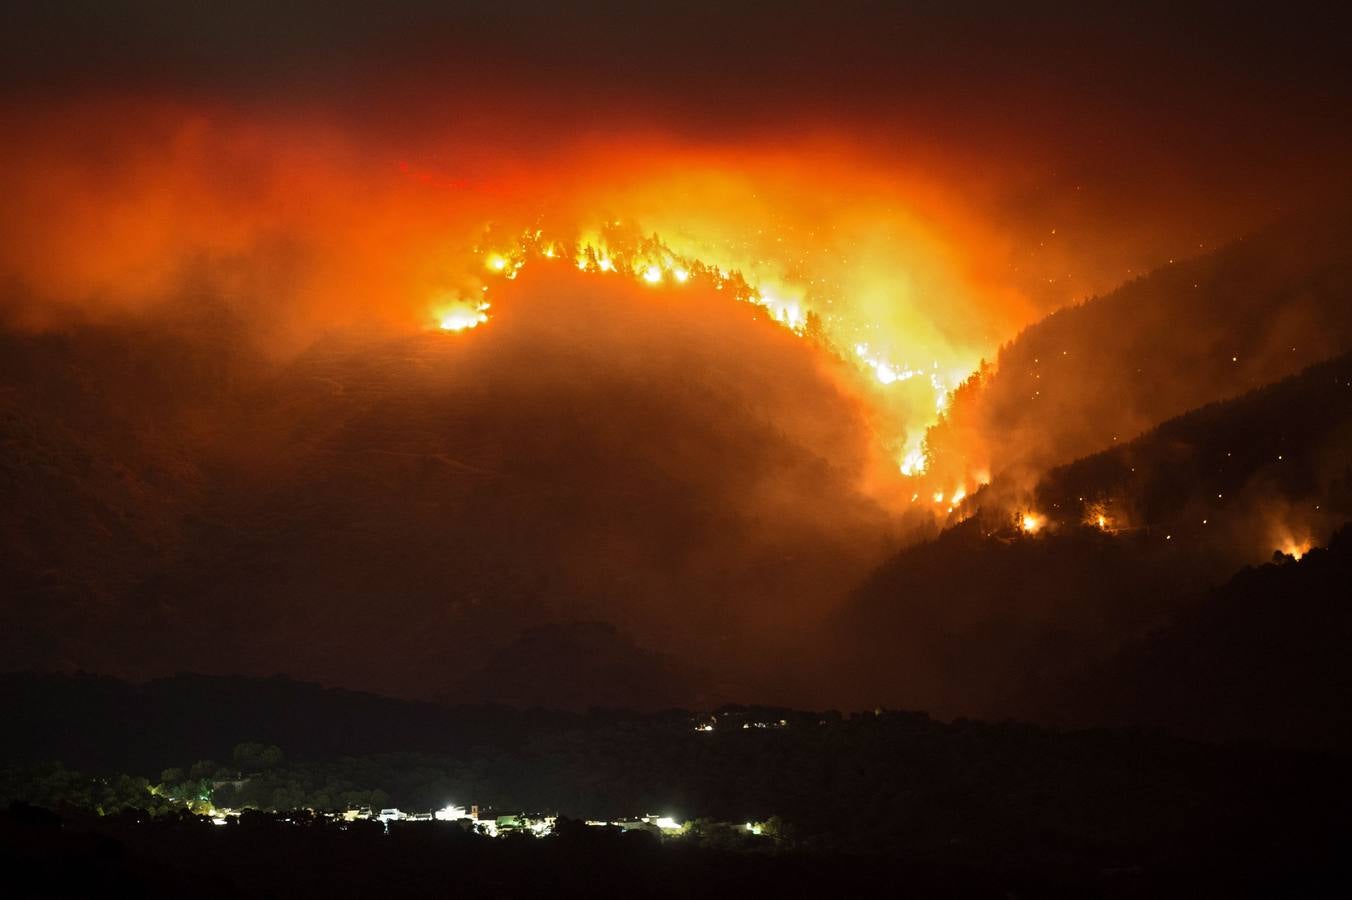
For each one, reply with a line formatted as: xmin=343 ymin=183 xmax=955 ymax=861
xmin=758 ymin=294 xmax=807 ymax=332
xmin=899 ymin=444 xmax=927 ymax=477
xmin=1084 ymin=501 xmax=1114 ymax=532
xmin=453 ymin=229 xmax=961 ymax=431
xmin=1268 ymin=519 xmax=1315 ymax=560
xmin=1019 ymin=512 xmax=1045 ymax=534
xmin=1276 ymin=535 xmax=1312 ymax=560
xmin=932 ymin=373 xmax=951 ymax=412
xmin=855 ymin=343 xmax=922 ymax=387
xmin=5 ymin=107 xmax=1028 ymax=527
xmin=436 ymin=298 xmax=491 ymax=332
xmin=425 ymin=225 xmax=983 ymax=508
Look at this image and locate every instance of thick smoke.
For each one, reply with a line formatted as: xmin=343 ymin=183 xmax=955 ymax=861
xmin=0 ymin=204 xmax=913 ymax=704
xmin=0 ymin=100 xmax=1032 ymax=493
xmin=917 ymin=208 xmax=1352 ymax=505
xmin=5 ymin=0 xmax=1352 ymax=711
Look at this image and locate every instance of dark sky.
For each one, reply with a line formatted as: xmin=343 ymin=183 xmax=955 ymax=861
xmin=5 ymin=2 xmax=1350 ymax=144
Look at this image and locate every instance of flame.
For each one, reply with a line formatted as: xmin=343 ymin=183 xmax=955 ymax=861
xmin=1019 ymin=511 xmax=1045 ymax=534
xmin=462 ymin=227 xmax=967 ymax=478
xmin=899 ymin=444 xmax=927 ymax=477
xmin=1274 ymin=530 xmax=1313 ymax=560
xmin=855 ymin=343 xmax=922 ymax=387
xmin=473 ymin=227 xmax=1005 ymax=513
xmin=1 ymin=105 xmax=1025 ymax=512
xmin=436 ymin=299 xmax=490 ymax=332
xmin=1269 ymin=519 xmax=1314 ymax=561
xmin=760 ymin=295 xmax=806 ymax=332
xmin=1084 ymin=501 xmax=1114 ymax=532
xmin=1280 ymin=540 xmax=1311 ymax=560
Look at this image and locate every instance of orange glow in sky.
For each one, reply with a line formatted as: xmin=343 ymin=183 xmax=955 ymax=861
xmin=0 ymin=100 xmax=1061 ymax=508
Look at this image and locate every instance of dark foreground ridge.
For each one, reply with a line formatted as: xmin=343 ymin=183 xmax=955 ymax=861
xmin=4 ymin=672 xmax=1351 ymax=897
xmin=5 ymin=802 xmax=1343 ymax=900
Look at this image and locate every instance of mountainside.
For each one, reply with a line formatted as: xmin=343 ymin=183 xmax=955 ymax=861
xmin=921 ymin=207 xmax=1352 ymax=493
xmin=0 ymin=269 xmax=898 ymax=707
xmin=0 ymin=312 xmax=252 ymax=671
xmin=826 ymin=520 xmax=1227 ymax=719
xmin=7 ymin=210 xmax=1352 ymax=718
xmin=1030 ymin=351 xmax=1352 ymax=555
xmin=0 ymin=671 xmax=580 ymax=773
xmin=1045 ymin=525 xmax=1352 ymax=751
xmin=829 ymin=351 xmax=1352 ymax=726
xmin=444 ymin=621 xmax=708 ymax=712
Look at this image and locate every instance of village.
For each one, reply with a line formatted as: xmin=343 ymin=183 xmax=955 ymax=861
xmin=207 ymin=803 xmax=766 ymax=841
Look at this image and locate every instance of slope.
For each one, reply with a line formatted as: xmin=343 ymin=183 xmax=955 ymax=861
xmin=921 ymin=206 xmax=1352 ymax=495
xmin=830 ymin=352 xmax=1352 ymax=720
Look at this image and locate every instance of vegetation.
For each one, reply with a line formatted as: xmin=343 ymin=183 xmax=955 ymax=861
xmin=834 ymin=348 xmax=1352 ymax=720
xmin=923 ymin=206 xmax=1352 ymax=488
xmin=5 ymin=693 xmax=1350 ymax=867
xmin=5 ymin=703 xmax=1350 ymax=897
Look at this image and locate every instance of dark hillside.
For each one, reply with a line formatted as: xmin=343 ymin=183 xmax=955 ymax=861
xmin=832 ymin=353 xmax=1352 ymax=723
xmin=923 ymin=208 xmax=1352 ymax=492
xmin=1044 ymin=525 xmax=1352 ymax=751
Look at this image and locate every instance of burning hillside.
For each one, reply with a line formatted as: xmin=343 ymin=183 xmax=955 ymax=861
xmin=909 ymin=209 xmax=1352 ymax=507
xmin=2 ymin=53 xmax=1351 ymax=713
xmin=827 ymin=348 xmax=1352 ymax=718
